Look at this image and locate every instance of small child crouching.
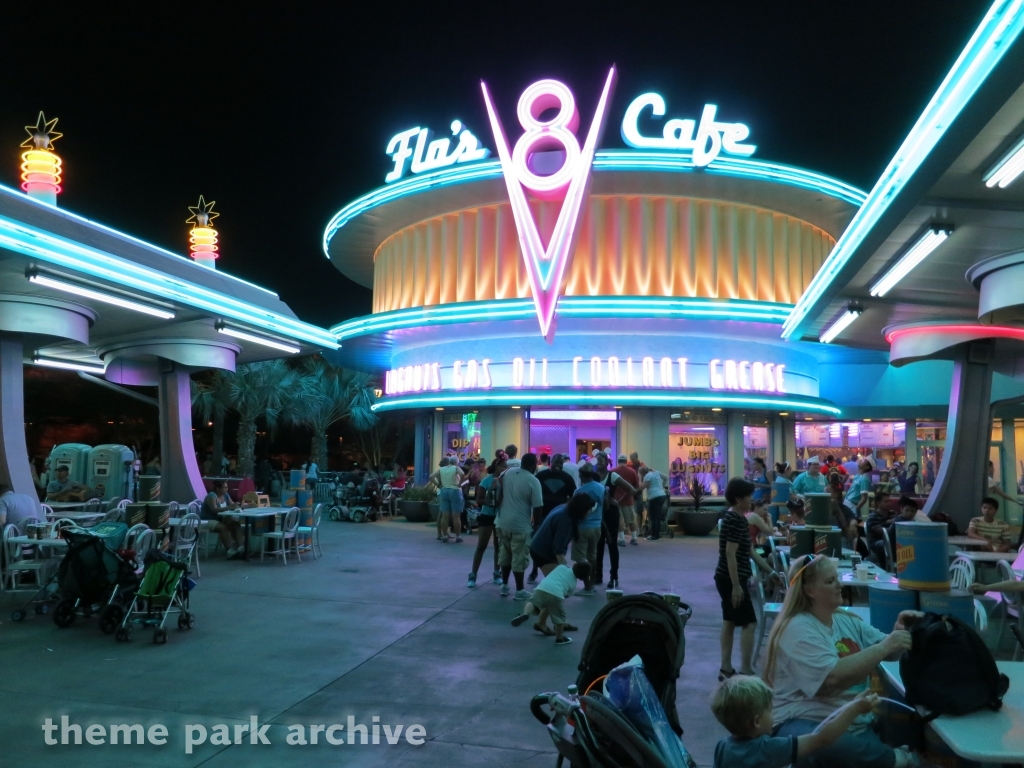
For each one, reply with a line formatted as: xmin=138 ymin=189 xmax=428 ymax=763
xmin=511 ymin=562 xmax=590 ymax=645
xmin=710 ymin=676 xmax=877 ymax=768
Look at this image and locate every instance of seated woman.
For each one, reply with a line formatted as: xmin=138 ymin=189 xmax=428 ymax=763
xmin=201 ymin=479 xmax=246 ymax=559
xmin=763 ymin=554 xmax=920 ymax=768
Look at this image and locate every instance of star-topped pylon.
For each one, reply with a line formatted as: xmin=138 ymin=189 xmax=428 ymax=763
xmin=21 ymin=112 xmax=62 ymax=150
xmin=186 ymin=195 xmax=219 ymax=227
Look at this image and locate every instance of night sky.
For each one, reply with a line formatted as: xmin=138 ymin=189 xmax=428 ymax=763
xmin=0 ymin=1 xmax=991 ymax=328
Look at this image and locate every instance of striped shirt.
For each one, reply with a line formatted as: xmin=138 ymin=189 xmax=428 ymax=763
xmin=968 ymin=516 xmax=1010 ymax=545
xmin=716 ymin=509 xmax=752 ymax=582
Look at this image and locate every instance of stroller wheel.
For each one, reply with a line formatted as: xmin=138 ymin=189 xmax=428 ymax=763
xmin=53 ymin=599 xmax=76 ymax=628
xmin=11 ymin=609 xmax=26 ymax=622
xmin=154 ymin=629 xmax=168 ymax=645
xmin=35 ymin=603 xmax=49 ymax=615
xmin=178 ymin=612 xmax=196 ymax=630
xmin=99 ymin=604 xmax=125 ymax=635
xmin=352 ymin=510 xmax=366 ymax=523
xmin=116 ymin=625 xmax=132 ymax=642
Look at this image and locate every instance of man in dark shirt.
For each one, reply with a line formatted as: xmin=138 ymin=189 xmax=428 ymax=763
xmin=529 ymin=455 xmax=577 ymax=584
xmin=864 ymin=491 xmax=891 ymax=566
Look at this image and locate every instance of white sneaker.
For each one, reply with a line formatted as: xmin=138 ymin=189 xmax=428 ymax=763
xmin=226 ymin=548 xmax=237 ymax=557
xmin=893 ymin=748 xmax=920 ymax=768
xmin=514 ymin=589 xmax=533 ymax=601
xmin=500 ymin=584 xmax=510 ymax=597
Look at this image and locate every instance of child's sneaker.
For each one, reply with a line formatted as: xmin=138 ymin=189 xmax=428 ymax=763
xmin=511 ymin=613 xmax=530 ymax=627
xmin=500 ymin=584 xmax=510 ymax=597
xmin=467 ymin=573 xmax=476 ymax=588
xmin=555 ymin=636 xmax=573 ymax=645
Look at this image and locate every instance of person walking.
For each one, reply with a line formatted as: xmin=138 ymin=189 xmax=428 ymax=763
xmin=529 ymin=454 xmax=577 ymax=584
xmin=593 ymin=452 xmax=636 ymax=589
xmin=429 ymin=457 xmax=465 ymax=542
xmin=716 ymin=478 xmax=777 ymax=682
xmin=639 ymin=466 xmax=669 ymax=540
xmin=612 ymin=454 xmax=641 ymax=546
xmin=495 ymin=452 xmax=543 ymax=600
xmin=467 ymin=458 xmax=505 ymax=587
xmin=572 ymin=464 xmax=605 ymax=595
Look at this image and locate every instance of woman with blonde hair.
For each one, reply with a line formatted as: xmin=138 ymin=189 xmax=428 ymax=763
xmin=762 ymin=554 xmax=921 ymax=767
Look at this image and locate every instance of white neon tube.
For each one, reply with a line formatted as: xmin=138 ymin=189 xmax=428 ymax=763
xmin=869 ymin=229 xmax=950 ymax=297
xmin=984 ymin=135 xmax=1024 ymax=188
xmin=29 ymin=274 xmax=175 ymax=319
xmin=217 ymin=326 xmax=300 ymax=354
xmin=819 ymin=310 xmax=861 ymax=344
xmin=31 ymin=357 xmax=105 ymax=374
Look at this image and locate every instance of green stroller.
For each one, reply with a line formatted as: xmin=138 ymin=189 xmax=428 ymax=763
xmin=115 ymin=552 xmax=194 ymax=644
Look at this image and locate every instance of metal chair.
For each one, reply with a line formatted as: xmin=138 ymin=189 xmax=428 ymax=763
xmin=881 ymin=532 xmax=895 ymax=573
xmin=2 ymin=523 xmax=50 ymax=593
xmin=103 ymin=505 xmax=124 ymax=523
xmin=949 ymin=556 xmax=976 ymax=590
xmin=41 ymin=503 xmax=55 ymax=519
xmin=262 ymin=507 xmax=301 ymax=565
xmin=173 ymin=512 xmax=201 ymax=576
xmin=82 ymin=498 xmax=103 ymax=513
xmin=297 ymin=504 xmax=323 ymax=559
xmin=131 ymin=528 xmax=156 ymax=572
xmin=995 ymin=559 xmax=1023 ymax=658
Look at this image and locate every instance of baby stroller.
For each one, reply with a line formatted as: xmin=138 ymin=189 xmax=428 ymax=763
xmin=116 ymin=550 xmax=193 ymax=645
xmin=532 ymin=594 xmax=693 ymax=767
xmin=51 ymin=524 xmax=139 ymax=633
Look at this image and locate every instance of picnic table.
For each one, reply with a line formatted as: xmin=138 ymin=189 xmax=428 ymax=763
xmin=880 ymin=660 xmax=1024 ymax=763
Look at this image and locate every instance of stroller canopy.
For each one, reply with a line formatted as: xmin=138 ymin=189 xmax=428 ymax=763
xmin=576 ymin=594 xmax=689 ymax=736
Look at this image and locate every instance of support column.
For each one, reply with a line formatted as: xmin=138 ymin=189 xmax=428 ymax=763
xmin=770 ymin=416 xmax=784 ymax=472
xmin=413 ymin=411 xmax=430 ymax=486
xmin=157 ymin=362 xmax=206 ymax=503
xmin=727 ymin=412 xmax=745 ymax=481
xmin=0 ymin=335 xmax=40 ymax=510
xmin=782 ymin=418 xmax=797 ymax=469
xmin=904 ymin=418 xmax=919 ymax=470
xmin=922 ymin=343 xmax=994 ymax=530
xmin=1002 ymin=416 xmax=1019 ymax=523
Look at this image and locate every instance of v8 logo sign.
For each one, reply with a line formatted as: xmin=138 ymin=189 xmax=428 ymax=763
xmin=480 ymin=69 xmax=617 ymax=342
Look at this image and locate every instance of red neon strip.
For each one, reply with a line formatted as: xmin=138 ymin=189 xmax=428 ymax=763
xmin=885 ymin=324 xmax=1024 ymax=344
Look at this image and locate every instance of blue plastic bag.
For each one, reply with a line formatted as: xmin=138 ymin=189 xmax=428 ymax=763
xmin=605 ymin=657 xmax=696 ymax=768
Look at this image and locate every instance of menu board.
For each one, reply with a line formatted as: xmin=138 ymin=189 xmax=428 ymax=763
xmin=744 ymin=427 xmax=768 ymax=448
xmin=796 ymin=423 xmax=831 ymax=447
xmin=857 ymin=422 xmax=895 ymax=447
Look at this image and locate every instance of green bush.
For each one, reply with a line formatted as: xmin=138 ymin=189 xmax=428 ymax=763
xmin=399 ymin=484 xmax=436 ymax=502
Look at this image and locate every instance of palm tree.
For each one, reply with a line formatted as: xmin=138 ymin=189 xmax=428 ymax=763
xmin=291 ymin=357 xmax=377 ymax=469
xmin=193 ymin=360 xmax=299 ymax=479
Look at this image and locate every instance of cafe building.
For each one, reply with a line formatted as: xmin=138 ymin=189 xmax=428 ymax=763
xmin=323 ymin=56 xmax=1024 ymax=522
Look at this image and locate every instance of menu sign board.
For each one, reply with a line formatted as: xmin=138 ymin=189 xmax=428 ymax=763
xmin=796 ymin=424 xmax=830 ymax=447
xmin=857 ymin=422 xmax=895 ymax=447
xmin=744 ymin=427 xmax=768 ymax=448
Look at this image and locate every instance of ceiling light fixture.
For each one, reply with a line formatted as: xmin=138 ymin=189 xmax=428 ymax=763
xmin=31 ymin=356 xmax=105 ymax=374
xmin=869 ymin=225 xmax=953 ymax=297
xmin=984 ymin=134 xmax=1024 ymax=188
xmin=29 ymin=272 xmax=175 ymax=319
xmin=819 ymin=303 xmax=864 ymax=344
xmin=215 ymin=324 xmax=300 ymax=354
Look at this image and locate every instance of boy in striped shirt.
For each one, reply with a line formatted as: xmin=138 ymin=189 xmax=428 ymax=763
xmin=967 ymin=497 xmax=1013 ymax=552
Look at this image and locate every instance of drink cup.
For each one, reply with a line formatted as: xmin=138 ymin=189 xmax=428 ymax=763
xmin=663 ymin=593 xmax=680 ymax=609
xmin=856 ymin=563 xmax=870 ymax=581
xmin=606 ymin=589 xmax=623 ymax=603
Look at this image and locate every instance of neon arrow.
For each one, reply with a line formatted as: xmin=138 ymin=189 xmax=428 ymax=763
xmin=481 ymin=68 xmax=617 ymax=342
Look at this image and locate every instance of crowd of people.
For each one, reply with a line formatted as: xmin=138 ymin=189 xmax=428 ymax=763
xmin=427 ymin=444 xmax=670 ymax=645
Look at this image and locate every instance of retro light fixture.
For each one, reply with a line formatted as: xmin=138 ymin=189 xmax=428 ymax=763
xmin=28 ymin=271 xmax=175 ymax=319
xmin=869 ymin=225 xmax=953 ymax=297
xmin=819 ymin=303 xmax=864 ymax=344
xmin=20 ymin=112 xmax=63 ymax=205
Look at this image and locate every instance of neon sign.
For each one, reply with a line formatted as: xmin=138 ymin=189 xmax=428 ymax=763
xmin=384 ymin=355 xmax=785 ymax=395
xmin=620 ymin=93 xmax=755 ymax=166
xmin=385 ymin=121 xmax=490 ymax=183
xmin=481 ymin=70 xmax=617 ymax=342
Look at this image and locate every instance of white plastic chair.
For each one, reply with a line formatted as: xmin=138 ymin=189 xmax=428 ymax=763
xmin=103 ymin=505 xmax=124 ymax=523
xmin=297 ymin=504 xmax=323 ymax=558
xmin=262 ymin=507 xmax=301 ymax=565
xmin=82 ymin=498 xmax=103 ymax=513
xmin=949 ymin=556 xmax=976 ymax=590
xmin=124 ymin=523 xmax=150 ymax=549
xmin=749 ymin=558 xmax=771 ymax=668
xmin=131 ymin=528 xmax=156 ymax=572
xmin=173 ymin=512 xmax=201 ymax=576
xmin=41 ymin=503 xmax=55 ymax=519
xmin=2 ymin=523 xmax=49 ymax=593
xmin=881 ymin=532 xmax=895 ymax=573
xmin=116 ymin=499 xmax=130 ymax=511
xmin=975 ymin=599 xmax=989 ymax=632
xmin=188 ymin=499 xmax=216 ymax=558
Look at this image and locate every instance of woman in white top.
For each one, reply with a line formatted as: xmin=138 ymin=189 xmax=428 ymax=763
xmin=639 ymin=466 xmax=669 ymax=540
xmin=429 ymin=457 xmax=466 ymax=542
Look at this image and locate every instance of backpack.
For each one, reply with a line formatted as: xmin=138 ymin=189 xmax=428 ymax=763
xmin=482 ymin=475 xmax=504 ymax=510
xmin=900 ymin=612 xmax=1009 ymax=716
xmin=928 ymin=511 xmax=960 ymax=537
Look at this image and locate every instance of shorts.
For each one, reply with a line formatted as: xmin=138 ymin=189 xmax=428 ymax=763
xmin=571 ymin=526 xmax=601 ymax=564
xmin=529 ymin=547 xmax=558 ymax=570
xmin=714 ymin=573 xmax=757 ymax=627
xmin=438 ymin=487 xmax=464 ymax=514
xmin=497 ymin=529 xmax=531 ymax=571
xmin=619 ymin=502 xmax=636 ymax=528
xmin=476 ymin=514 xmax=496 ymax=528
xmin=531 ymin=589 xmax=567 ymax=626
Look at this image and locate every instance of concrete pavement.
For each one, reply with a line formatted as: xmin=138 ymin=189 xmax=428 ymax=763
xmin=0 ymin=517 xmax=734 ymax=767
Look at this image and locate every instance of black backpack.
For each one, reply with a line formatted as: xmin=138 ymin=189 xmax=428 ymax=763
xmin=900 ymin=612 xmax=1009 ymax=716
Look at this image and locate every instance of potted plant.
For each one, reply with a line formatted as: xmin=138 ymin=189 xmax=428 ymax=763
xmin=676 ymin=478 xmax=722 ymax=536
xmin=397 ymin=485 xmax=435 ymax=522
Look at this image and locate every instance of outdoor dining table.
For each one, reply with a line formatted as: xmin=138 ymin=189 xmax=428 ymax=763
xmin=776 ymin=545 xmax=856 ymax=558
xmin=42 ymin=510 xmax=104 ymax=526
xmin=954 ymin=550 xmax=1018 ymax=563
xmin=947 ymin=535 xmax=991 ymax=550
xmin=8 ymin=535 xmax=68 ymax=551
xmin=218 ymin=507 xmax=288 ymax=560
xmin=880 ymin=660 xmax=1024 ymax=763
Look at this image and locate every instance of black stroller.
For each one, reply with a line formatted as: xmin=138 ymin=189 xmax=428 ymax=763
xmin=51 ymin=527 xmax=139 ymax=634
xmin=531 ymin=594 xmax=695 ymax=767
